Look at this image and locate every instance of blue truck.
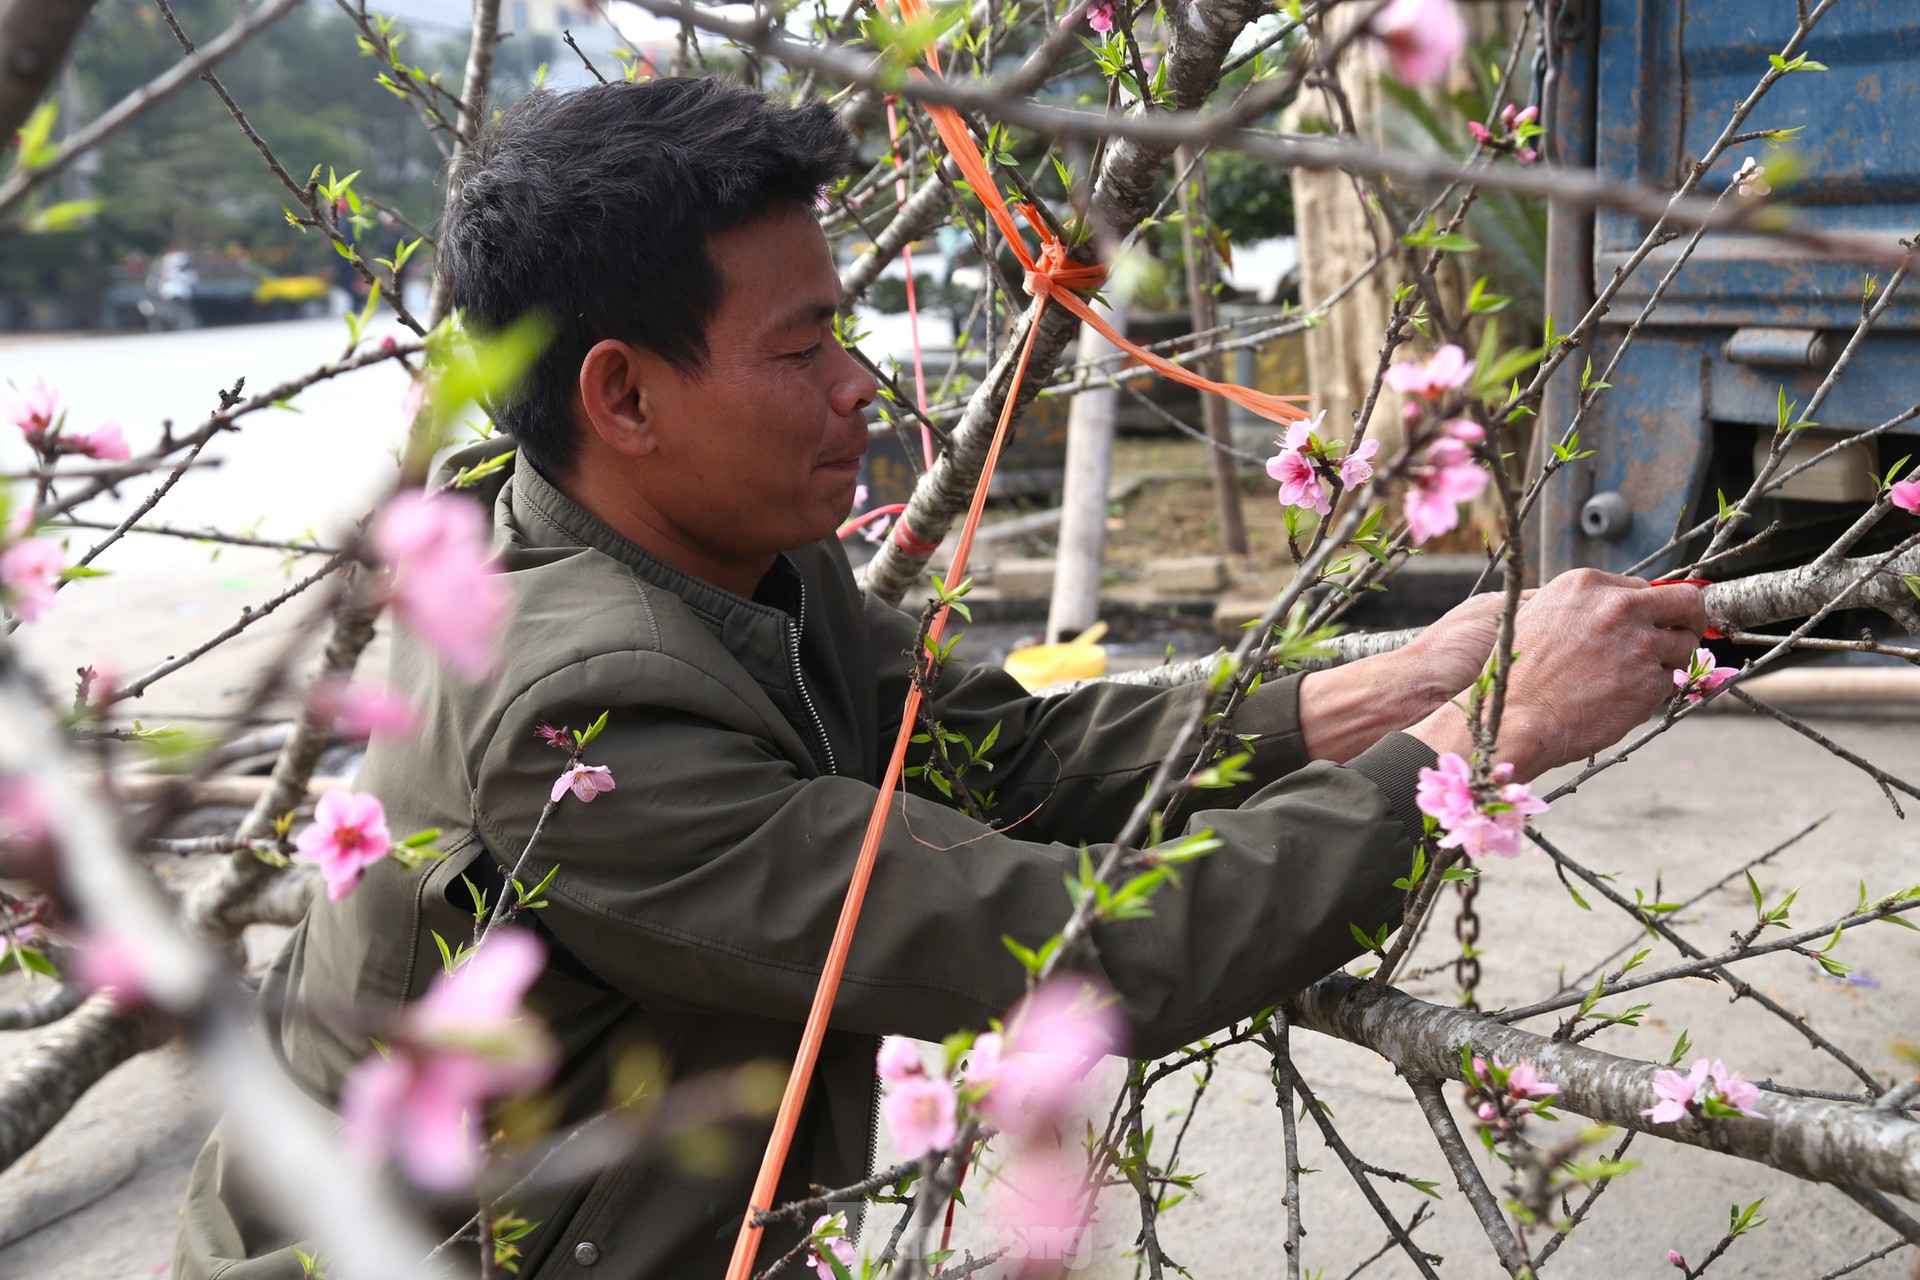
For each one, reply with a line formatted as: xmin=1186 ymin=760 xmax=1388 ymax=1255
xmin=1535 ymin=0 xmax=1920 ymax=580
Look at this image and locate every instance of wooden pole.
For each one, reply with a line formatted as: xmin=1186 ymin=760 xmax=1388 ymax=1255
xmin=1176 ymin=146 xmax=1248 ymax=555
xmin=1047 ymin=299 xmax=1125 ymax=642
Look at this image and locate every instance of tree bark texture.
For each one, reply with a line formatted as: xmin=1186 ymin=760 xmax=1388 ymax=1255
xmin=1064 ymin=544 xmax=1920 ymax=692
xmin=0 ymin=993 xmax=170 ymax=1172
xmin=0 ymin=980 xmax=85 ymax=1032
xmin=1293 ymin=974 xmax=1920 ymax=1202
xmin=862 ymin=0 xmax=1271 ymax=606
xmin=0 ymin=0 xmax=96 ymax=146
xmin=0 ymin=0 xmax=301 ymax=218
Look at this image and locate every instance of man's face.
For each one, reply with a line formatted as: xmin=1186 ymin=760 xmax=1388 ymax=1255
xmin=630 ymin=204 xmax=876 ymax=568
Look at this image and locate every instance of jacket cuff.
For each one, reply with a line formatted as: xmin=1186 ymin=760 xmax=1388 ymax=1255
xmin=1347 ymin=732 xmax=1439 ymax=843
xmin=1230 ymin=672 xmax=1310 ymax=778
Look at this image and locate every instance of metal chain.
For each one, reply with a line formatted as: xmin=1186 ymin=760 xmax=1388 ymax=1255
xmin=1453 ymin=875 xmax=1483 ymax=1011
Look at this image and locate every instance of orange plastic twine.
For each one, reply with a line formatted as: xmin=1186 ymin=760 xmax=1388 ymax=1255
xmin=724 ymin=21 xmax=1313 ymax=1279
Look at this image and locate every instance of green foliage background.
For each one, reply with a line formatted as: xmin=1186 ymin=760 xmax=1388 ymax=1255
xmin=0 ymin=1 xmax=556 ymax=317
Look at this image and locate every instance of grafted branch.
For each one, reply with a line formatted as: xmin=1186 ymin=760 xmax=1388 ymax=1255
xmin=1292 ymin=975 xmax=1920 ymax=1201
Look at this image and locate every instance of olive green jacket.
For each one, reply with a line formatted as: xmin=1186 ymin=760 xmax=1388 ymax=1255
xmin=177 ymin=443 xmax=1434 ymax=1279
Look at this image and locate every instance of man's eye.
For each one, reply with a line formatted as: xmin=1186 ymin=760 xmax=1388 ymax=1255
xmin=791 ymin=345 xmax=821 ymax=361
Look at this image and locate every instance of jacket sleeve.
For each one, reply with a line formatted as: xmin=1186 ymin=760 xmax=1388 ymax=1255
xmin=471 ymin=649 xmax=1435 ymax=1060
xmin=862 ymin=593 xmax=1316 ymax=848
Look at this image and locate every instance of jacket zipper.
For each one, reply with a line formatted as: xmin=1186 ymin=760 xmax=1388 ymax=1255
xmin=786 ymin=580 xmax=838 ymax=778
xmin=786 ymin=583 xmax=877 ymax=1232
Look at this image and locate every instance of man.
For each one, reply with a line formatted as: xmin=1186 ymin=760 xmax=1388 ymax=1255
xmin=178 ymin=78 xmax=1707 ymax=1277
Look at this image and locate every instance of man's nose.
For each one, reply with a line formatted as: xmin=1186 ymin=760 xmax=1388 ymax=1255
xmin=828 ymin=340 xmax=878 ymax=418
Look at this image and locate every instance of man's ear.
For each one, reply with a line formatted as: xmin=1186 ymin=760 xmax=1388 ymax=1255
xmin=577 ymin=339 xmax=660 ymax=459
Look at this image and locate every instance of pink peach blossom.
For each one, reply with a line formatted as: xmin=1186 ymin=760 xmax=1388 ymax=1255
xmin=1369 ymin=0 xmax=1467 ymax=87
xmin=988 ymin=977 xmax=1124 ymax=1130
xmin=1418 ymin=754 xmax=1545 ymax=859
xmin=1707 ymin=1059 xmax=1765 ymax=1118
xmin=372 ymin=490 xmax=508 ymax=680
xmin=1503 ymin=1058 xmax=1557 ymax=1100
xmin=1891 ymin=477 xmax=1920 ymax=513
xmin=1403 ymin=438 xmax=1488 ymax=543
xmin=551 ymin=763 xmax=616 ymax=804
xmin=1733 ymin=155 xmax=1771 ymax=198
xmin=294 ymin=788 xmax=394 ymax=900
xmin=317 ymin=679 xmax=419 ymax=740
xmin=1468 ymin=120 xmax=1494 ymax=145
xmin=1673 ymin=647 xmax=1738 ymax=704
xmin=805 ymin=1214 xmax=855 ymax=1280
xmin=881 ymin=1073 xmax=957 ymax=1158
xmin=1668 ymin=1250 xmax=1686 ymax=1269
xmin=1267 ymin=446 xmax=1329 ymax=514
xmin=3 ymin=381 xmax=60 ymax=447
xmin=74 ymin=932 xmax=145 ymax=1008
xmin=341 ymin=929 xmax=554 ymax=1189
xmin=1338 ymin=438 xmax=1380 ymax=490
xmin=0 ymin=778 xmax=47 ymax=851
xmin=1416 ymin=752 xmax=1477 ymax=828
xmin=1282 ymin=416 xmax=1320 ymax=452
xmin=1383 ymin=344 xmax=1474 ymax=400
xmin=991 ymin=1149 xmax=1097 ymax=1273
xmin=1644 ymin=1059 xmax=1709 ymax=1124
xmin=878 ymin=1035 xmax=925 ymax=1084
xmin=67 ymin=419 xmax=131 ymax=461
xmin=1085 ymin=0 xmax=1114 ymax=33
xmin=0 ymin=538 xmax=65 ymax=623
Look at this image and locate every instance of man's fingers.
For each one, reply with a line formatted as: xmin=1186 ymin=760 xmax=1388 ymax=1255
xmin=1652 ymin=628 xmax=1703 ymax=675
xmin=1640 ymin=583 xmax=1710 ymax=635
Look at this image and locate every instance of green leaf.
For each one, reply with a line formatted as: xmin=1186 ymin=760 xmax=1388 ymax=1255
xmin=23 ymin=198 xmax=101 ymax=234
xmin=1401 ymin=216 xmax=1478 ymax=253
xmin=1466 ymin=276 xmax=1510 ymax=316
xmin=1769 ymin=52 xmax=1827 ymax=73
xmin=0 ymin=944 xmax=58 ymax=979
xmin=10 ymin=101 xmax=61 ymax=172
xmin=576 ymin=709 xmax=610 ymax=747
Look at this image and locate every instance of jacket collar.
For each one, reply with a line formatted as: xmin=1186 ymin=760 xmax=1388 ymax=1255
xmin=509 ymin=458 xmax=802 ymax=625
xmin=506 ymin=458 xmax=839 ymax=761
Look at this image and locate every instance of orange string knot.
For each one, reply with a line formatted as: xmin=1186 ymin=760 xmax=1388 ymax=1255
xmin=1023 ymin=233 xmax=1107 ymax=301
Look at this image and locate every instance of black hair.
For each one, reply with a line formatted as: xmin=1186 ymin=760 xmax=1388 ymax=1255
xmin=438 ymin=77 xmax=856 ymax=478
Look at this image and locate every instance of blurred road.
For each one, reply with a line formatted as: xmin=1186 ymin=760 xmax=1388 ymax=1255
xmin=0 ymin=316 xmax=417 ymax=720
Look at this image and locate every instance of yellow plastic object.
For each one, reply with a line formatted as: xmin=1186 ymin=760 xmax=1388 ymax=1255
xmin=253 ymin=274 xmax=329 ymax=304
xmin=1003 ymin=622 xmax=1109 ymax=692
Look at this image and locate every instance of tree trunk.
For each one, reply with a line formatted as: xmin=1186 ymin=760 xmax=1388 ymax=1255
xmin=862 ymin=0 xmax=1272 ymax=606
xmin=1293 ymin=974 xmax=1920 ymax=1202
xmin=1177 ymin=145 xmax=1247 ymax=556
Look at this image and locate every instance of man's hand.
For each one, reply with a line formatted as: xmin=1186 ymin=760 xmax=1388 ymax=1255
xmin=1409 ymin=570 xmax=1707 ymax=780
xmin=1298 ymin=590 xmax=1527 ymax=763
xmin=1394 ymin=588 xmax=1535 ymax=700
